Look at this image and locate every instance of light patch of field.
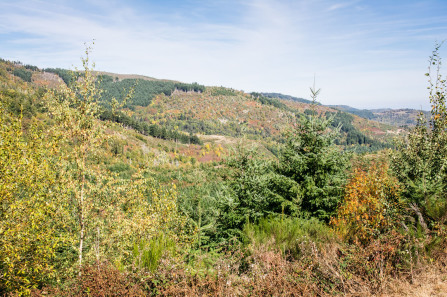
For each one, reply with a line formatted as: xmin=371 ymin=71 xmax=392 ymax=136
xmin=200 ymin=134 xmax=238 ymax=145
xmin=32 ymin=71 xmax=65 ymax=88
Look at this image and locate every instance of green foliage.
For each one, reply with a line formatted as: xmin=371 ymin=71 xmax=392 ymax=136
xmin=99 ymin=77 xmax=173 ymax=107
xmin=13 ymin=67 xmax=32 ymax=82
xmin=0 ymin=87 xmax=45 ymax=118
xmin=391 ymin=43 xmax=447 ymax=229
xmin=216 ymin=87 xmax=350 ymax=242
xmin=97 ymin=75 xmax=204 ymax=108
xmin=261 ymin=92 xmax=315 ymax=104
xmin=251 ymin=92 xmax=291 ymax=111
xmin=99 ymin=109 xmax=202 ymax=144
xmin=217 ymin=145 xmax=299 ymax=240
xmin=44 ymin=68 xmax=78 ymax=85
xmin=209 ymin=86 xmax=239 ymax=96
xmin=326 ymin=110 xmax=391 ymax=150
xmin=0 ymin=104 xmax=68 ymax=295
xmin=174 ymin=82 xmax=205 ymax=93
xmin=23 ymin=64 xmax=39 ymax=72
xmin=107 ymin=162 xmax=135 ymax=179
xmin=276 ymin=89 xmax=350 ymax=221
xmin=132 ymin=234 xmax=176 ymax=272
xmin=243 ymin=216 xmax=335 ymax=258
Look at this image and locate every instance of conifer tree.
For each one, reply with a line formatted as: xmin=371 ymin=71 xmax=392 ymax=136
xmin=276 ymin=84 xmax=349 ymax=221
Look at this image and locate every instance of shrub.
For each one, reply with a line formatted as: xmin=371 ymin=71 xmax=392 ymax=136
xmin=0 ymin=103 xmax=68 ymax=295
xmin=132 ymin=234 xmax=177 ymax=272
xmin=243 ymin=216 xmax=336 ymax=259
xmin=332 ymin=162 xmax=402 ymax=245
xmin=33 ymin=262 xmax=144 ymax=296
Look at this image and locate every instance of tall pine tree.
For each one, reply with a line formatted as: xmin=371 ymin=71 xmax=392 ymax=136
xmin=276 ymin=85 xmax=349 ymax=221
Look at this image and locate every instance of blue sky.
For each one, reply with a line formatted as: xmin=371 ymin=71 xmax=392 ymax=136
xmin=1 ymin=0 xmax=446 ymax=109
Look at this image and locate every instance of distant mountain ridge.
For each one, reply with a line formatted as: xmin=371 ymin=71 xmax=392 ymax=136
xmin=258 ymin=92 xmax=428 ymax=127
xmin=328 ymin=104 xmax=430 ymax=127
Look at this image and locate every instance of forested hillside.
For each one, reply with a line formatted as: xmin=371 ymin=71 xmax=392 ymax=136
xmin=1 ymin=47 xmax=447 ymax=296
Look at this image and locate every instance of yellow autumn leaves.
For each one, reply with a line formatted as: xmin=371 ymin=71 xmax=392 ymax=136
xmin=0 ymin=48 xmax=195 ymax=296
xmin=332 ymin=163 xmax=402 ymax=245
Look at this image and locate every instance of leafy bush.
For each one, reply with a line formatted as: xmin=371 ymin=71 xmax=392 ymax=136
xmin=132 ymin=234 xmax=177 ymax=272
xmin=0 ymin=87 xmax=42 ymax=118
xmin=0 ymin=103 xmax=67 ymax=295
xmin=243 ymin=216 xmax=336 ymax=259
xmin=332 ymin=162 xmax=402 ymax=245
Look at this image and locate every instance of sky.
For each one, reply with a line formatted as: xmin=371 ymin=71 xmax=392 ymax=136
xmin=1 ymin=0 xmax=446 ymax=110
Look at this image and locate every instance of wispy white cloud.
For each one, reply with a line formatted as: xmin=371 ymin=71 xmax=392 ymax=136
xmin=327 ymin=1 xmax=359 ymax=11
xmin=0 ymin=0 xmax=445 ymax=109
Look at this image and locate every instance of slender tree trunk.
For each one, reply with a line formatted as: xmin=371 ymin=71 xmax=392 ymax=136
xmin=79 ymin=182 xmax=85 ymax=276
xmin=78 ymin=146 xmax=86 ymax=276
xmin=197 ymin=197 xmax=202 ymax=248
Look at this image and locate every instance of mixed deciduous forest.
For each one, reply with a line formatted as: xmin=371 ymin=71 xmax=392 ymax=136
xmin=1 ymin=45 xmax=447 ymax=296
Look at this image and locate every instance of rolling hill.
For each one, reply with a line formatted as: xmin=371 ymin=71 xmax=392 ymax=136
xmin=2 ymin=58 xmax=406 ymax=155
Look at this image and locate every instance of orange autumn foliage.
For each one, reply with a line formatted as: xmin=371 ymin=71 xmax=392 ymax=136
xmin=332 ymin=163 xmax=402 ymax=245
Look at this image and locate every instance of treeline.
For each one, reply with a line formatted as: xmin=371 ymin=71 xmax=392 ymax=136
xmin=3 ymin=59 xmax=41 ymax=82
xmin=344 ymin=108 xmax=375 ymax=119
xmin=12 ymin=68 xmax=33 ymax=82
xmin=325 ymin=110 xmax=391 ymax=149
xmin=174 ymin=82 xmax=205 ymax=93
xmin=262 ymin=92 xmax=315 ymax=104
xmin=329 ymin=105 xmax=376 ymax=119
xmin=209 ymin=86 xmax=239 ymax=96
xmin=251 ymin=92 xmax=291 ymax=111
xmin=170 ymin=114 xmax=273 ymax=139
xmin=41 ymin=70 xmax=206 ymax=108
xmin=97 ymin=75 xmax=205 ymax=108
xmin=44 ymin=68 xmax=78 ymax=85
xmin=99 ymin=109 xmax=202 ymax=144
